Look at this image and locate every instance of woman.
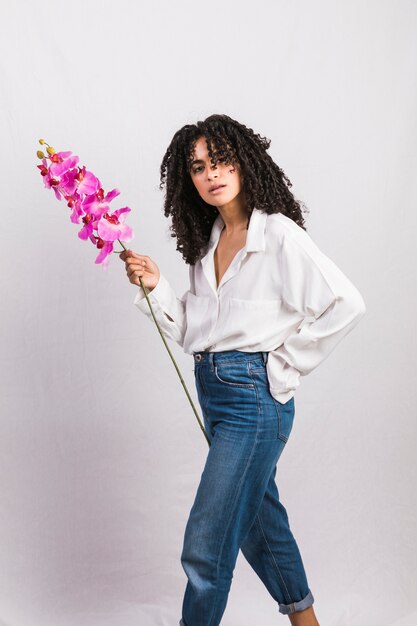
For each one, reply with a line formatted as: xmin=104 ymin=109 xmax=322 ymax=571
xmin=120 ymin=114 xmax=366 ymax=626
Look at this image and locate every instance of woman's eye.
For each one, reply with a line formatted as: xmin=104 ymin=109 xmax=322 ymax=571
xmin=192 ymin=158 xmax=228 ymax=174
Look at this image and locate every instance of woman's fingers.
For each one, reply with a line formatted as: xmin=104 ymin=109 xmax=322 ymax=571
xmin=119 ymin=249 xmax=143 ymax=261
xmin=118 ymin=251 xmax=158 ymax=289
xmin=119 ymin=249 xmax=133 ymax=261
xmin=127 ymin=264 xmax=145 ymax=278
xmin=126 ymin=258 xmax=146 ymax=272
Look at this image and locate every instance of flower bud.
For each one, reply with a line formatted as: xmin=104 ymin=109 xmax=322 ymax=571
xmin=46 ymin=146 xmax=55 ymax=155
xmin=38 ymin=139 xmax=45 ymax=145
xmin=37 ymin=150 xmax=45 ymax=159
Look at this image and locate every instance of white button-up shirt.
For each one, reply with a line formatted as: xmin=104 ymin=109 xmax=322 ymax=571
xmin=134 ymin=208 xmax=366 ymax=403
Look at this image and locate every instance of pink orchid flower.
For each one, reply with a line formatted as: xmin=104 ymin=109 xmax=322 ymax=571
xmin=49 ymin=151 xmax=79 ymax=177
xmin=36 ymin=139 xmax=134 ymax=267
xmin=37 ymin=158 xmax=64 ymax=200
xmin=60 ymin=165 xmax=100 ymax=197
xmin=89 ymin=235 xmax=114 ymax=268
xmin=81 ymin=187 xmax=120 ymax=218
xmin=78 ymin=212 xmax=98 ymax=240
xmin=97 ymin=207 xmax=133 ymax=242
xmin=64 ymin=191 xmax=85 ymax=224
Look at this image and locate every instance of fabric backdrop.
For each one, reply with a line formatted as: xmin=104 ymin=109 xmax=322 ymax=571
xmin=1 ymin=1 xmax=416 ymax=625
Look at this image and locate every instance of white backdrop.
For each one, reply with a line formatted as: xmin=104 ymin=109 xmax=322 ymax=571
xmin=1 ymin=1 xmax=416 ymax=625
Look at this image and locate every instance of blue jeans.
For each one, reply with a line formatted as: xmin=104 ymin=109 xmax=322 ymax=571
xmin=179 ymin=350 xmax=314 ymax=626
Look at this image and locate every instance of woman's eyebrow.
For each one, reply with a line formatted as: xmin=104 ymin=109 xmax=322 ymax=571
xmin=191 ymin=154 xmax=224 ymax=166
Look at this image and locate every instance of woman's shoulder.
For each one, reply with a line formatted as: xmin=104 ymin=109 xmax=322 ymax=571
xmin=266 ymin=211 xmax=311 ymax=246
xmin=266 ymin=211 xmax=332 ymax=263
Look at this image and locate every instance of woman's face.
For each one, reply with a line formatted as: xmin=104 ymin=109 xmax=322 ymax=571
xmin=189 ymin=136 xmax=243 ymax=207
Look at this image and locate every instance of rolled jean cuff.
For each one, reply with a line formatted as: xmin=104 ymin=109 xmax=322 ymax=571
xmin=278 ymin=588 xmax=315 ymax=615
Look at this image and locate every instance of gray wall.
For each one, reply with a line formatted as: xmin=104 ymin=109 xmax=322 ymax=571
xmin=0 ymin=1 xmax=416 ymax=625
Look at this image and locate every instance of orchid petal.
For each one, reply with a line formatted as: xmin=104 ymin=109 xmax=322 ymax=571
xmin=95 ymin=241 xmax=113 ymax=264
xmin=54 ymin=187 xmax=63 ymax=200
xmin=50 ymin=155 xmax=79 ymax=177
xmin=113 ymin=206 xmax=131 ymax=221
xmin=70 ymin=210 xmax=81 ymax=224
xmin=70 ymin=203 xmax=85 ymax=223
xmin=97 ymin=218 xmax=121 ymax=242
xmin=60 ymin=169 xmax=79 ymax=195
xmin=104 ymin=188 xmax=120 ymax=203
xmin=78 ymin=222 xmax=93 ymax=240
xmin=101 ymin=254 xmax=111 ymax=269
xmin=81 ymin=194 xmax=108 ymax=218
xmin=78 ymin=171 xmax=99 ymax=196
xmin=118 ymin=224 xmax=134 ymax=241
xmin=81 ymin=195 xmax=95 ymax=210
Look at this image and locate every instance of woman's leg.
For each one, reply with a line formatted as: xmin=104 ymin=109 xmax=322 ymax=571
xmin=288 ymin=607 xmax=320 ymax=626
xmin=179 ymin=429 xmax=288 ymax=626
xmin=179 ymin=351 xmax=316 ymax=626
xmin=239 ymin=463 xmax=316 ymax=617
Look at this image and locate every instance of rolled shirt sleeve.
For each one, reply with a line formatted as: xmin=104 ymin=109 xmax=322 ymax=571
xmin=267 ymin=233 xmax=367 ymax=403
xmin=133 ymin=272 xmax=189 ymax=347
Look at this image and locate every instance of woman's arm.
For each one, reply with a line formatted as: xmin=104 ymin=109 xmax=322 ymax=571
xmin=268 ymin=232 xmax=366 ymax=400
xmin=120 ymin=249 xmax=190 ymax=347
xmin=133 ymin=269 xmax=191 ymax=348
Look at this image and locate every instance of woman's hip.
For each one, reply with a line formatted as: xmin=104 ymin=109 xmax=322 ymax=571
xmin=193 ymin=350 xmax=295 ymax=443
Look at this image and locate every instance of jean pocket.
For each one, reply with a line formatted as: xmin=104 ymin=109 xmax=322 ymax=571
xmin=248 ymin=357 xmax=267 ymax=374
xmin=214 ymin=362 xmax=255 ymax=388
xmin=273 ymin=396 xmax=295 ymax=443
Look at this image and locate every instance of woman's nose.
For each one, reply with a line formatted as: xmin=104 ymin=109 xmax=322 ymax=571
xmin=207 ymin=164 xmax=219 ymax=178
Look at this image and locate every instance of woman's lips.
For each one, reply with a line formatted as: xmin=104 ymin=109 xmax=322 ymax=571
xmin=209 ymin=185 xmax=226 ymax=194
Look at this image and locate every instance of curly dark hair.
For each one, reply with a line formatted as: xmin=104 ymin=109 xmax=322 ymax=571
xmin=159 ymin=113 xmax=309 ymax=265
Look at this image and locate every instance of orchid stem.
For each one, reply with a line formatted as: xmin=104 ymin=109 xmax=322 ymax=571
xmin=117 ymin=239 xmax=211 ymax=448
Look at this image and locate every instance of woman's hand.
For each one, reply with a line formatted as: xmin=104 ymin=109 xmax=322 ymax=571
xmin=119 ymin=249 xmax=160 ymax=291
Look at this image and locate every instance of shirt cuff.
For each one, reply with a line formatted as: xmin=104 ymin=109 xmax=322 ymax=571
xmin=133 ymin=273 xmax=173 ymax=315
xmin=269 ymin=388 xmax=296 ymax=404
xmin=266 ymin=351 xmax=301 ymax=404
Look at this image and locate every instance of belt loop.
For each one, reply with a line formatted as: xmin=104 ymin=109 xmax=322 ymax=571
xmin=262 ymin=351 xmax=268 ymax=365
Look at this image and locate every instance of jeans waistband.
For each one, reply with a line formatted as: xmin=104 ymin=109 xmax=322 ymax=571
xmin=193 ymin=350 xmax=268 ymax=365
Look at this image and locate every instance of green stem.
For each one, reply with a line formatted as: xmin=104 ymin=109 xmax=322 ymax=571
xmin=117 ymin=239 xmax=211 ymax=447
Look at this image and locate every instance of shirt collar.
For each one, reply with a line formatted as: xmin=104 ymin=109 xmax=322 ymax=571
xmin=206 ymin=206 xmax=268 ymax=253
xmin=199 ymin=207 xmax=268 ymax=295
